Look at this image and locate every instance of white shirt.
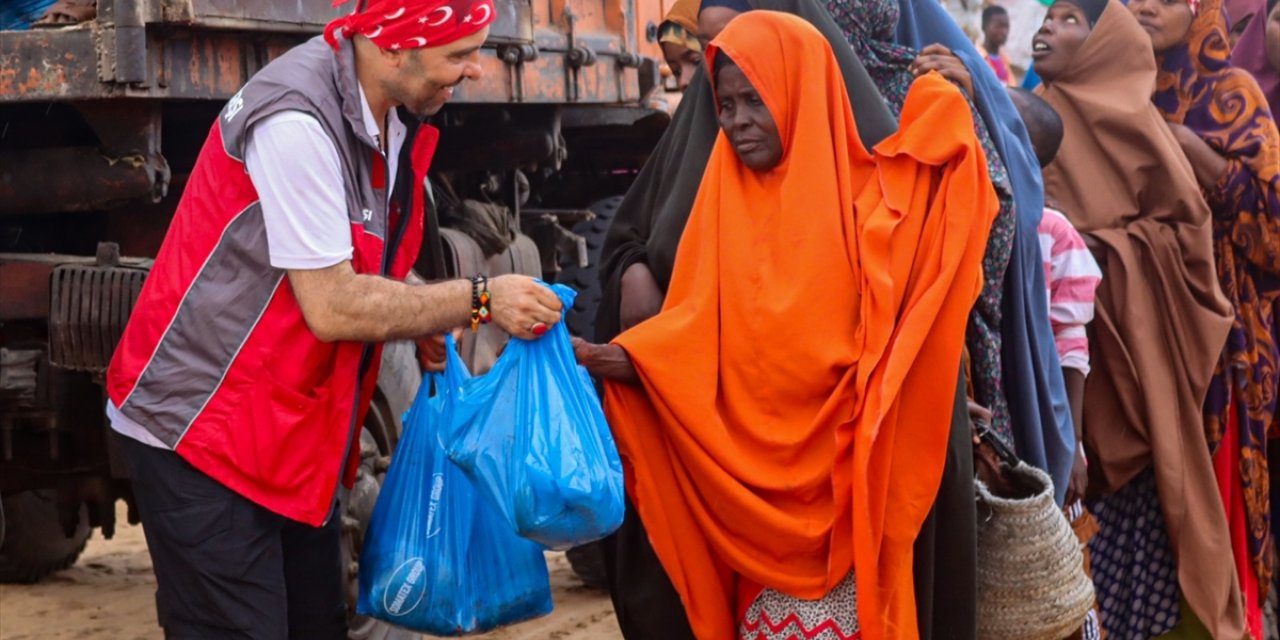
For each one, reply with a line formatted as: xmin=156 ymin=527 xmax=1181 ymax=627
xmin=111 ymin=86 xmax=407 ymax=448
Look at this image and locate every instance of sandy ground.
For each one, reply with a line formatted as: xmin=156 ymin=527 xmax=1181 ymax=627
xmin=0 ymin=507 xmax=621 ymax=640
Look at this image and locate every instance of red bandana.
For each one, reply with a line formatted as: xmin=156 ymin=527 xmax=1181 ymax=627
xmin=324 ymin=0 xmax=496 ymax=51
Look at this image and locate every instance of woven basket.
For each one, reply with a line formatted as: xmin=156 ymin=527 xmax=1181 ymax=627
xmin=975 ymin=463 xmax=1095 ymax=640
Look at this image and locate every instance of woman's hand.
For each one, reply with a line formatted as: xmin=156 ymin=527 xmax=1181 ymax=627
xmin=1064 ymin=448 xmax=1090 ymax=506
xmin=620 ymin=262 xmax=665 ymax=331
xmin=1167 ymin=121 xmax=1229 ymax=191
xmin=572 ymin=337 xmax=640 ymax=385
xmin=968 ymin=400 xmax=1021 ymax=497
xmin=415 ymin=328 xmax=464 ymax=372
xmin=910 ymin=44 xmax=975 ymax=98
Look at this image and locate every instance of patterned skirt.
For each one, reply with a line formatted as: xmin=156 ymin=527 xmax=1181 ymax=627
xmin=1086 ymin=468 xmax=1182 ymax=639
xmin=739 ymin=573 xmax=860 ymax=640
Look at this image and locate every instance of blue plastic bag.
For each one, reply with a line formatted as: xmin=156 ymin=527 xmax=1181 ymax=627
xmin=445 ymin=283 xmax=626 ymax=550
xmin=356 ymin=358 xmax=553 ymax=635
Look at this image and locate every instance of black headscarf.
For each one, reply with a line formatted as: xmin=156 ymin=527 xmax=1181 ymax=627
xmin=700 ymin=0 xmax=753 ymax=12
xmin=1060 ymin=0 xmax=1108 ymax=25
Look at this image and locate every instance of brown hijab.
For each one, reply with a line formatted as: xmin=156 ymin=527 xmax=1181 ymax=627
xmin=662 ymin=0 xmax=701 ymax=34
xmin=1038 ymin=1 xmax=1242 ymax=636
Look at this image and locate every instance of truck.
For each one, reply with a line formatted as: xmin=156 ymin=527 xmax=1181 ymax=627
xmin=0 ymin=0 xmax=673 ymax=634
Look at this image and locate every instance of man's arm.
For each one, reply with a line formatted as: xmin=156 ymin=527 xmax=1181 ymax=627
xmin=243 ymin=113 xmax=562 ymax=344
xmin=289 ymin=263 xmax=562 ymax=343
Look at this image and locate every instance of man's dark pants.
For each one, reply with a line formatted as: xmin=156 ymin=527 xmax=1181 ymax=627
xmin=119 ymin=434 xmax=348 ymax=639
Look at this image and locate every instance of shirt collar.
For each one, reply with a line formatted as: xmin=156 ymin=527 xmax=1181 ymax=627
xmin=357 ymin=83 xmax=382 ymax=143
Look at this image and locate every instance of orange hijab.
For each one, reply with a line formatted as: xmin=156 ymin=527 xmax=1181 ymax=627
xmin=604 ymin=11 xmax=997 ymax=640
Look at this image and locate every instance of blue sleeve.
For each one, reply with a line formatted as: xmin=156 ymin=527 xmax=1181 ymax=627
xmin=1022 ymin=65 xmax=1042 ymax=90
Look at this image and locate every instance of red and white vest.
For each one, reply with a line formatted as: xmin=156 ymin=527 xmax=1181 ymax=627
xmin=107 ymin=37 xmax=438 ymax=526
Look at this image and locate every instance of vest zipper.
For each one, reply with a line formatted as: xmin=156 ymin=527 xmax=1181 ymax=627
xmin=327 ymin=119 xmax=413 ymax=525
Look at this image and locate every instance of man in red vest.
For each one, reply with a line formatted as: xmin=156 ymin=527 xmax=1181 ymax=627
xmin=104 ymin=1 xmax=562 ymax=636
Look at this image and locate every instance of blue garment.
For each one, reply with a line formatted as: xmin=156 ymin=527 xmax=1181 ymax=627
xmin=0 ymin=0 xmax=56 ymax=30
xmin=894 ymin=0 xmax=1075 ymax=505
xmin=1087 ymin=469 xmax=1183 ymax=637
xmin=1022 ymin=64 xmax=1043 ymax=90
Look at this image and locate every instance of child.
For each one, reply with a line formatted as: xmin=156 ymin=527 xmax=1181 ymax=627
xmin=1008 ymin=86 xmax=1104 ymax=640
xmin=978 ymin=5 xmax=1018 ymax=86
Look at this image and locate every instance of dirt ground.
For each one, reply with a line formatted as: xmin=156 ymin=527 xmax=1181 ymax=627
xmin=0 ymin=506 xmax=622 ymax=640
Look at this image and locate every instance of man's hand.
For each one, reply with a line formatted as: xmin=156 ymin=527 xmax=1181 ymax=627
xmin=488 ymin=275 xmax=564 ymax=340
xmin=910 ymin=45 xmax=975 ymax=98
xmin=619 ymin=262 xmax=664 ymax=331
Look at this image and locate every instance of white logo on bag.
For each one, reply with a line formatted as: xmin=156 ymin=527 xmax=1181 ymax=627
xmin=425 ymin=473 xmax=444 ymax=539
xmin=383 ymin=558 xmax=428 ymax=616
xmin=223 ymin=89 xmax=245 ymax=123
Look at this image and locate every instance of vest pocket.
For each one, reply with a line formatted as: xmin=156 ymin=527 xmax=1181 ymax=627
xmin=239 ymin=374 xmax=335 ymax=490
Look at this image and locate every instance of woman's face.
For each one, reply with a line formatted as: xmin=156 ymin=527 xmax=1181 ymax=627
xmin=661 ymin=41 xmax=704 ymax=91
xmin=1032 ymin=2 xmax=1094 ymax=82
xmin=715 ymin=63 xmax=783 ymax=171
xmin=1267 ymin=1 xmax=1280 ymax=71
xmin=1128 ymin=0 xmax=1194 ymax=53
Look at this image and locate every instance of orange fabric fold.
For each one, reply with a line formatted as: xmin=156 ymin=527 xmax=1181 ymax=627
xmin=602 ymin=12 xmax=998 ymax=640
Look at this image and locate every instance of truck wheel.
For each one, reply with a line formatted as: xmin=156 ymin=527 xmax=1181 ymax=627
xmin=0 ymin=491 xmax=91 ymax=584
xmin=344 ymin=341 xmax=420 ymax=640
xmin=557 ymin=195 xmax=624 ymax=341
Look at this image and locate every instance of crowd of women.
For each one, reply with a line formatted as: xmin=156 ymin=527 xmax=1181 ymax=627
xmin=566 ymin=0 xmax=1280 ymax=636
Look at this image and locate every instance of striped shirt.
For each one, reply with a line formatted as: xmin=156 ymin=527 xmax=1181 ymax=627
xmin=1038 ymin=208 xmax=1102 ymax=374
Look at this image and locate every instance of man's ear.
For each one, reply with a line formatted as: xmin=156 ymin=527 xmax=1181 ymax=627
xmin=380 ymin=47 xmax=409 ymax=68
xmin=355 ymin=34 xmax=407 ymax=68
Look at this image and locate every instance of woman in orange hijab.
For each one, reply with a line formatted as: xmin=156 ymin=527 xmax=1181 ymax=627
xmin=574 ymin=10 xmax=997 ymax=639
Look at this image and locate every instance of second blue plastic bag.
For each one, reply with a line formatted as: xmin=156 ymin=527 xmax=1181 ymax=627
xmin=444 ymin=283 xmax=626 ymax=550
xmin=357 ymin=356 xmax=553 ymax=635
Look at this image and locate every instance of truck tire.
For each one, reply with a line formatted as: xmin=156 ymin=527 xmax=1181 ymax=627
xmin=0 ymin=491 xmax=91 ymax=584
xmin=557 ymin=195 xmax=624 ymax=341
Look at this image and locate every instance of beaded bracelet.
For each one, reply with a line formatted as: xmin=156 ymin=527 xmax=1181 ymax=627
xmin=470 ymin=275 xmax=492 ymax=332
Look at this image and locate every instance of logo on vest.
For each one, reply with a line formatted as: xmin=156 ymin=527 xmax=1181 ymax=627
xmin=362 ymin=208 xmax=373 ymax=222
xmin=381 ymin=557 xmax=428 ymax=617
xmin=224 ymin=89 xmax=246 ymax=123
